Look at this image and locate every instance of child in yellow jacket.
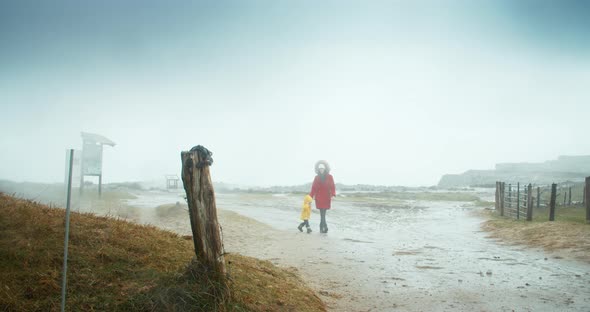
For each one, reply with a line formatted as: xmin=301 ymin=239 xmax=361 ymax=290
xmin=298 ymin=195 xmax=313 ymax=233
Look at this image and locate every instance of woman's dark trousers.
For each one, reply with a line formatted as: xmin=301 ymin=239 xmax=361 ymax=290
xmin=319 ymin=209 xmax=328 ymax=233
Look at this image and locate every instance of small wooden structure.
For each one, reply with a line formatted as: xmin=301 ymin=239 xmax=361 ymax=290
xmin=80 ymin=132 xmax=115 ymax=196
xmin=165 ymin=174 xmax=180 ymax=189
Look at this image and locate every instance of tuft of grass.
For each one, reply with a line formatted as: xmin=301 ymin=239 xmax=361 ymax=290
xmin=532 ymin=204 xmax=588 ymax=224
xmin=124 ymin=256 xmax=232 ymax=312
xmin=228 ymin=254 xmax=325 ymax=312
xmin=489 ymin=204 xmax=588 ymax=224
xmin=0 ymin=193 xmax=326 ymax=312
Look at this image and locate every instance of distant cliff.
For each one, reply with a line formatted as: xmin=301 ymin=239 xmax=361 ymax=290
xmin=438 ymin=155 xmax=590 ymax=188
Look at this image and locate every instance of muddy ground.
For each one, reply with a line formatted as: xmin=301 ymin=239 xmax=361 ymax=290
xmin=121 ymin=189 xmax=589 ymax=312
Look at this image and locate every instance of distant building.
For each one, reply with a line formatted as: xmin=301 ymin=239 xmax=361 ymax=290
xmin=438 ymin=155 xmax=590 ymax=188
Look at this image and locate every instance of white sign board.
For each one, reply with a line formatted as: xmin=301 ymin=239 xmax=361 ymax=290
xmin=82 ymin=142 xmax=103 ymax=175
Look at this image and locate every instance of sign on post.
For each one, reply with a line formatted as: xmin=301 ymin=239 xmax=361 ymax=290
xmin=79 ymin=132 xmax=115 ymax=196
xmin=82 ymin=142 xmax=103 ymax=175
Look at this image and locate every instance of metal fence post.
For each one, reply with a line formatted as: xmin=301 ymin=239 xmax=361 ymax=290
xmin=526 ymin=183 xmax=533 ymax=221
xmin=500 ymin=182 xmax=505 ymax=217
xmin=508 ymin=184 xmax=512 ymax=209
xmin=61 ymin=149 xmax=74 ymax=312
xmin=549 ymin=183 xmax=557 ymax=221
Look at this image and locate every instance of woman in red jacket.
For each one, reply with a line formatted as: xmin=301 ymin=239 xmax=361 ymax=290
xmin=309 ymin=160 xmax=336 ymax=233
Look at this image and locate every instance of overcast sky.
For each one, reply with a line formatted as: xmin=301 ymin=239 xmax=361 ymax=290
xmin=1 ymin=0 xmax=589 ymax=187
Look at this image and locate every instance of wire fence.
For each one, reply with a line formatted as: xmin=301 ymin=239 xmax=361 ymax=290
xmin=503 ymin=183 xmax=530 ymax=219
xmin=495 ymin=177 xmax=590 ymax=223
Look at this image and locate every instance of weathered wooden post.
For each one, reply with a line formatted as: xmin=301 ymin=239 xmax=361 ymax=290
xmin=563 ymin=186 xmax=567 ymax=206
xmin=500 ymin=182 xmax=505 ymax=217
xmin=526 ymin=183 xmax=533 ymax=221
xmin=537 ymin=187 xmax=540 ymax=209
xmin=523 ymin=184 xmax=528 ymax=218
xmin=508 ymin=184 xmax=512 ymax=209
xmin=495 ymin=182 xmax=499 ymax=211
xmin=568 ymin=187 xmax=572 ymax=206
xmin=516 ymin=182 xmax=520 ymax=218
xmin=180 ymin=146 xmax=227 ymax=280
xmin=585 ymin=177 xmax=590 ymax=224
xmin=549 ymin=183 xmax=557 ymax=221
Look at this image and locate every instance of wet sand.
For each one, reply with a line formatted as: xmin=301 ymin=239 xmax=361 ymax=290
xmin=129 ymin=190 xmax=590 ymax=312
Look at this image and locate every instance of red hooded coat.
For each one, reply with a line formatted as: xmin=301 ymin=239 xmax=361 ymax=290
xmin=310 ymin=174 xmax=336 ymax=209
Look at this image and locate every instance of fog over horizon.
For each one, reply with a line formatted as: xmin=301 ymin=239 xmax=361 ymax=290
xmin=1 ymin=1 xmax=589 ymax=187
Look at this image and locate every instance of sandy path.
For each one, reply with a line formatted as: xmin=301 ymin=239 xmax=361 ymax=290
xmin=127 ymin=191 xmax=590 ymax=312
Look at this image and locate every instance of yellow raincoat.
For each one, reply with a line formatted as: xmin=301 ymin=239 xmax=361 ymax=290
xmin=300 ymin=195 xmax=313 ymax=220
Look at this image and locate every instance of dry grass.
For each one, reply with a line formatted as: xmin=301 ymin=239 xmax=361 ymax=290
xmin=228 ymin=254 xmax=325 ymax=312
xmin=0 ymin=193 xmax=326 ymax=312
xmin=480 ymin=207 xmax=590 ymax=264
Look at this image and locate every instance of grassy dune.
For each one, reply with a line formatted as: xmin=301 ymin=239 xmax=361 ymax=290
xmin=0 ymin=193 xmax=325 ymax=311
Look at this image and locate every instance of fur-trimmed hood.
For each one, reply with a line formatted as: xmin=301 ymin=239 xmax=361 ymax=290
xmin=314 ymin=160 xmax=331 ymax=175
